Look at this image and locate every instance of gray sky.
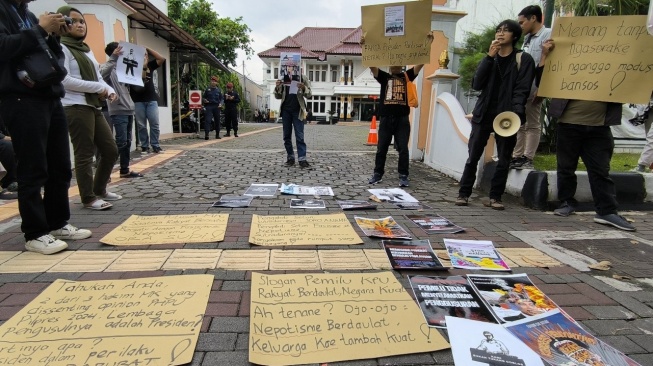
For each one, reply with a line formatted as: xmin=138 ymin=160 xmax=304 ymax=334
xmin=211 ymin=0 xmax=411 ymax=83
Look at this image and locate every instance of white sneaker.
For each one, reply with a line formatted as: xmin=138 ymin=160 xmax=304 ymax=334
xmin=25 ymin=234 xmax=68 ymax=255
xmin=50 ymin=224 xmax=92 ymax=240
xmin=101 ymin=192 xmax=122 ymax=201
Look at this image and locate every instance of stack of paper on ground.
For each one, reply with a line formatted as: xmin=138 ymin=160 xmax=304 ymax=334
xmin=249 ymin=272 xmax=449 ymax=366
xmin=446 ymin=316 xmax=545 ymax=366
xmin=355 ymin=216 xmax=411 ymax=239
xmin=383 ymin=239 xmax=445 ymax=270
xmin=213 ymin=195 xmax=253 ymax=208
xmin=444 ymin=239 xmax=510 ymax=271
xmin=0 ymin=275 xmax=213 ymax=366
xmin=409 ymin=275 xmax=497 ymax=328
xmin=337 ymin=200 xmax=377 ymax=210
xmin=290 ymin=199 xmax=326 ymax=209
xmin=249 ymin=213 xmax=362 ymax=246
xmin=406 ymin=214 xmax=465 ymax=234
xmin=280 ymin=183 xmax=334 ymax=196
xmin=467 ymin=274 xmax=563 ymax=323
xmin=244 ymin=183 xmax=279 ymax=197
xmin=506 ymin=310 xmax=642 ymax=365
xmin=393 ymin=201 xmax=432 ymax=210
xmin=368 ymin=188 xmax=418 ymax=203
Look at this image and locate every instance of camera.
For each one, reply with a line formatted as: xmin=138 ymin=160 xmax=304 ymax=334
xmin=49 ymin=12 xmax=73 ymax=26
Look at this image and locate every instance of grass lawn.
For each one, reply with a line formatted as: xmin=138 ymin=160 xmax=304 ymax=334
xmin=533 ymin=153 xmax=641 ymax=172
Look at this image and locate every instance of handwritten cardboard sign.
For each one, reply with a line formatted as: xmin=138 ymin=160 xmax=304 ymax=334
xmin=100 ymin=214 xmax=229 ymax=245
xmin=538 ymin=15 xmax=653 ymax=104
xmin=0 ymin=275 xmax=213 ymax=366
xmin=249 ymin=213 xmax=363 ymax=246
xmin=361 ymin=0 xmax=432 ymax=67
xmin=249 ymin=272 xmax=449 ymax=365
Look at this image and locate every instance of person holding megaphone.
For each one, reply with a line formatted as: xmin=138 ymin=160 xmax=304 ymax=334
xmin=455 ymin=20 xmax=535 ymax=210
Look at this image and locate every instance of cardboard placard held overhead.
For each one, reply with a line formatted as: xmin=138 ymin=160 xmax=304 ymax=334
xmin=0 ymin=275 xmax=213 ymax=366
xmin=101 ymin=214 xmax=229 ymax=245
xmin=249 ymin=272 xmax=449 ymax=366
xmin=538 ymin=15 xmax=653 ymax=104
xmin=361 ymin=0 xmax=433 ymax=67
xmin=249 ymin=213 xmax=363 ymax=246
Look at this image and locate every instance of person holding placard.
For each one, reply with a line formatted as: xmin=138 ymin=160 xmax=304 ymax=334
xmin=510 ymin=5 xmax=552 ymax=170
xmin=542 ymin=41 xmax=636 ymax=231
xmin=131 ymin=47 xmax=165 ymax=153
xmin=274 ymin=74 xmax=312 ymax=168
xmin=456 ymin=20 xmax=535 ymax=209
xmin=362 ymin=32 xmax=434 ymax=188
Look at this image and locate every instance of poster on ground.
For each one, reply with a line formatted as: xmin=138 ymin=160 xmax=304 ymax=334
xmin=383 ymin=239 xmax=445 ymax=270
xmin=538 ymin=15 xmax=653 ymax=104
xmin=249 ymin=213 xmax=363 ymax=246
xmin=290 ymin=199 xmax=326 ymax=209
xmin=212 ymin=195 xmax=253 ymax=208
xmin=355 ymin=216 xmax=412 ymax=239
xmin=280 ymin=184 xmax=334 ymax=196
xmin=409 ymin=275 xmax=497 ymax=328
xmin=368 ymin=188 xmax=418 ymax=203
xmin=506 ymin=310 xmax=642 ymax=366
xmin=0 ymin=275 xmax=213 ymax=366
xmin=406 ymin=214 xmax=465 ymax=234
xmin=100 ymin=214 xmax=228 ymax=245
xmin=249 ymin=272 xmax=449 ymax=366
xmin=361 ymin=0 xmax=432 ymax=67
xmin=244 ymin=183 xmax=279 ymax=197
xmin=337 ymin=200 xmax=378 ymax=210
xmin=446 ymin=316 xmax=545 ymax=366
xmin=443 ymin=239 xmax=511 ymax=271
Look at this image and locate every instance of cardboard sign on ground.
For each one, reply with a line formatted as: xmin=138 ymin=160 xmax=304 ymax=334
xmin=0 ymin=275 xmax=213 ymax=366
xmin=249 ymin=272 xmax=449 ymax=366
xmin=100 ymin=214 xmax=229 ymax=245
xmin=249 ymin=213 xmax=363 ymax=246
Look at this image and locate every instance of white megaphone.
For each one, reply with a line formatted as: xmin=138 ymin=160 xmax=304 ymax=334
xmin=493 ymin=111 xmax=521 ymax=137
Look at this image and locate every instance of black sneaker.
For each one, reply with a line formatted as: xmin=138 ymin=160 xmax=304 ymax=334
xmin=152 ymin=147 xmax=163 ymax=153
xmin=509 ymin=156 xmax=526 ymax=169
xmin=216 ymin=135 xmax=221 ymax=139
xmin=554 ymin=202 xmax=576 ymax=217
xmin=225 ymin=133 xmax=231 ymax=137
xmin=141 ymin=148 xmax=150 ymax=154
xmin=368 ymin=173 xmax=383 ymax=184
xmin=299 ymin=161 xmax=310 ymax=168
xmin=285 ymin=159 xmax=295 ymax=167
xmin=521 ymin=158 xmax=534 ymax=170
xmin=399 ymin=175 xmax=409 ymax=187
xmin=234 ymin=133 xmax=239 ymax=137
xmin=594 ymin=214 xmax=636 ymax=231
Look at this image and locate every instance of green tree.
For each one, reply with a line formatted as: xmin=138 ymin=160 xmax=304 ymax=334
xmin=458 ymin=26 xmax=496 ymax=92
xmin=169 ymin=0 xmax=254 ymax=67
xmin=555 ymin=0 xmax=649 ymax=16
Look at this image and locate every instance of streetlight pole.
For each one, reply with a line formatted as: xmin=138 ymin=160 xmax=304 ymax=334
xmin=243 ymin=60 xmax=247 ymax=122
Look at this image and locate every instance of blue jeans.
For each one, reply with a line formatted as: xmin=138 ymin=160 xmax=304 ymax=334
xmin=134 ymin=101 xmax=160 ymax=150
xmin=281 ymin=108 xmax=307 ymax=161
xmin=110 ymin=115 xmax=133 ymax=174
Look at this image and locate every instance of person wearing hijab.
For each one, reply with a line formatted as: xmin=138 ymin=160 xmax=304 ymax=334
xmin=58 ymin=6 xmax=120 ymax=210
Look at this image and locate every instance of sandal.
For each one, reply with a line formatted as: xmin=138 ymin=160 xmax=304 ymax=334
xmin=101 ymin=192 xmax=123 ymax=201
xmin=84 ymin=199 xmax=113 ymax=210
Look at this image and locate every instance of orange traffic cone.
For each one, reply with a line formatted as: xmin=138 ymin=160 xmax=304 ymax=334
xmin=366 ymin=116 xmax=378 ymax=145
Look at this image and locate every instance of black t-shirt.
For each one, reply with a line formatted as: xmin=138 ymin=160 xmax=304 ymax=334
xmin=281 ymin=85 xmax=300 ymax=113
xmin=488 ymin=54 xmax=514 ymax=116
xmin=130 ymin=59 xmax=161 ymax=103
xmin=374 ymin=68 xmax=416 ymax=117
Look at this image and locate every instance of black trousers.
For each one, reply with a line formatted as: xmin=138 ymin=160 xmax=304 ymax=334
xmin=459 ymin=117 xmax=517 ymax=200
xmin=0 ymin=138 xmax=16 ymax=188
xmin=224 ymin=109 xmax=238 ymax=133
xmin=556 ymin=122 xmax=617 ymax=215
xmin=374 ymin=115 xmax=411 ymax=177
xmin=204 ymin=104 xmax=220 ymax=136
xmin=0 ymin=97 xmax=71 ymax=240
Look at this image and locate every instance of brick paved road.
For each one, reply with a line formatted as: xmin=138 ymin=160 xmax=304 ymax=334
xmin=1 ymin=124 xmax=652 ymax=365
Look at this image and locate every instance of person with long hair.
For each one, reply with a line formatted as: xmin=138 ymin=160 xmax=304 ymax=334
xmin=58 ymin=6 xmax=120 ymax=210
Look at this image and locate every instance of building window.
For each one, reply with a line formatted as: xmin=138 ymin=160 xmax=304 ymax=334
xmin=273 ymin=67 xmax=278 ymax=79
xmin=308 ymin=96 xmax=326 ymax=113
xmin=307 ymin=65 xmax=328 ymax=82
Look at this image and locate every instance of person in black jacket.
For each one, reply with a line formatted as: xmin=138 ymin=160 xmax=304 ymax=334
xmin=223 ymin=82 xmax=241 ymax=137
xmin=0 ymin=0 xmax=92 ymax=254
xmin=456 ymin=19 xmax=535 ymax=210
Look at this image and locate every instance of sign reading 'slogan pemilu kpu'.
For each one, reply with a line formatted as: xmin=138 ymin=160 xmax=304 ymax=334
xmin=538 ymin=15 xmax=653 ymax=104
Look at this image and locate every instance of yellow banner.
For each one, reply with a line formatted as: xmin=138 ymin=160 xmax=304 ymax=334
xmin=249 ymin=272 xmax=449 ymax=365
xmin=538 ymin=15 xmax=653 ymax=104
xmin=0 ymin=275 xmax=213 ymax=366
xmin=249 ymin=213 xmax=363 ymax=246
xmin=361 ymin=0 xmax=432 ymax=67
xmin=100 ymin=214 xmax=228 ymax=245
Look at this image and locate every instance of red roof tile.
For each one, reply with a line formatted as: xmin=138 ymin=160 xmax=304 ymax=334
xmin=258 ymin=26 xmax=362 ymax=60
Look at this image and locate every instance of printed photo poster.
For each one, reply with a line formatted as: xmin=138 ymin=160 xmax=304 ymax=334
xmin=290 ymin=199 xmax=326 ymax=209
xmin=406 ymin=214 xmax=465 ymax=234
xmin=445 ymin=316 xmax=545 ymax=366
xmin=117 ymin=42 xmax=146 ymax=87
xmin=361 ymin=0 xmax=432 ymax=67
xmin=355 ymin=216 xmax=411 ymax=239
xmin=280 ymin=52 xmax=301 ymax=94
xmin=280 ymin=183 xmax=334 ymax=196
xmin=444 ymin=239 xmax=511 ymax=271
xmin=244 ymin=183 xmax=279 ymax=197
xmin=506 ymin=310 xmax=642 ymax=366
xmin=212 ymin=195 xmax=253 ymax=208
xmin=538 ymin=15 xmax=653 ymax=104
xmin=467 ymin=274 xmax=561 ymax=324
xmin=368 ymin=188 xmax=419 ymax=203
xmin=409 ymin=275 xmax=498 ymax=328
xmin=337 ymin=200 xmax=378 ymax=211
xmin=383 ymin=239 xmax=445 ymax=270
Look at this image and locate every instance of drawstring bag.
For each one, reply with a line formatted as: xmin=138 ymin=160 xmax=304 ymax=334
xmin=405 ymin=72 xmax=418 ymax=108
